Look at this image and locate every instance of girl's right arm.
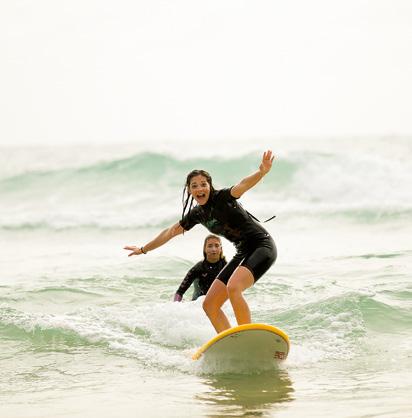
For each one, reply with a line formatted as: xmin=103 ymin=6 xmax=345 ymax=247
xmin=124 ymin=222 xmax=185 ymax=257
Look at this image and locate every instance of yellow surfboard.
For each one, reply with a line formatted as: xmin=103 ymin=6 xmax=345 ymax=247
xmin=192 ymin=323 xmax=290 ymax=365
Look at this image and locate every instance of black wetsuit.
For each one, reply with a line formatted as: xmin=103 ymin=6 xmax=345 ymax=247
xmin=179 ymin=188 xmax=277 ymax=284
xmin=175 ymin=258 xmax=227 ymax=300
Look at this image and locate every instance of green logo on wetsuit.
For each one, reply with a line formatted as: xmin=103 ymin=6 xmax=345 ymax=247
xmin=205 ymin=218 xmax=220 ymax=230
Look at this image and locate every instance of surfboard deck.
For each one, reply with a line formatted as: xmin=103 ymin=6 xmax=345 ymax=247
xmin=192 ymin=323 xmax=290 ymax=363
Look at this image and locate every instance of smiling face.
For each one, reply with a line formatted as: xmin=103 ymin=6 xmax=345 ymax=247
xmin=189 ymin=174 xmax=211 ymax=206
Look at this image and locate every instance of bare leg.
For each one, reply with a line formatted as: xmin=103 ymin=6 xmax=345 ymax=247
xmin=203 ymin=279 xmax=231 ymax=333
xmin=227 ymin=266 xmax=255 ymax=325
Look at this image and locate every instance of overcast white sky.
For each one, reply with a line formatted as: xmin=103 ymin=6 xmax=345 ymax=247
xmin=1 ymin=0 xmax=412 ymax=145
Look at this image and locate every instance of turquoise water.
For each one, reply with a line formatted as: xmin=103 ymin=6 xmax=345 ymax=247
xmin=1 ymin=137 xmax=411 ymax=417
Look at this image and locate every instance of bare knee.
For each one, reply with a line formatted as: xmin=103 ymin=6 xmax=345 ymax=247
xmin=227 ymin=281 xmax=243 ymax=298
xmin=202 ymin=297 xmax=214 ymax=315
xmin=203 ymin=294 xmax=226 ymax=316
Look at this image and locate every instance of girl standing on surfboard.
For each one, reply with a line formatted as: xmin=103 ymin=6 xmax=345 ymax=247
xmin=124 ymin=150 xmax=276 ymax=333
xmin=173 ymin=234 xmax=227 ymax=302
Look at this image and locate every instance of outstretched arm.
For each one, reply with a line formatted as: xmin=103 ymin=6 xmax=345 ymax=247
xmin=124 ymin=222 xmax=185 ymax=257
xmin=174 ymin=263 xmax=199 ymax=302
xmin=231 ymin=150 xmax=275 ymax=198
xmin=173 ymin=265 xmax=198 ymax=302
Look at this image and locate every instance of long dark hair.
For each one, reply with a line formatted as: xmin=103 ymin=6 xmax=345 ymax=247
xmin=181 ymin=169 xmax=214 ymax=221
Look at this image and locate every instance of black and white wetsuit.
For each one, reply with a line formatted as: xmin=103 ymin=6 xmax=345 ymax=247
xmin=179 ymin=188 xmax=277 ymax=285
xmin=175 ymin=258 xmax=227 ymax=300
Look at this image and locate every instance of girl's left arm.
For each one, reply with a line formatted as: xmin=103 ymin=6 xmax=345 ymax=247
xmin=231 ymin=150 xmax=275 ymax=198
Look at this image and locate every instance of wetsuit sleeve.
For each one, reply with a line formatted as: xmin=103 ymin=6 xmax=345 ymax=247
xmin=175 ymin=262 xmax=202 ymax=297
xmin=224 ymin=187 xmax=239 ymax=200
xmin=179 ymin=207 xmax=201 ymax=231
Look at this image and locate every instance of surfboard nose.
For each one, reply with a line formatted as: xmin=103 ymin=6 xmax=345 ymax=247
xmin=192 ymin=323 xmax=290 ymax=368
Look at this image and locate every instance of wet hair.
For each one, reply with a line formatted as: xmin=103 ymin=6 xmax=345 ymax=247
xmin=181 ymin=169 xmax=215 ymax=222
xmin=203 ymin=234 xmax=225 ymax=261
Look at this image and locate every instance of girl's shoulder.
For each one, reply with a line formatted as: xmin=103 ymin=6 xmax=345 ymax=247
xmin=212 ymin=187 xmax=235 ymax=203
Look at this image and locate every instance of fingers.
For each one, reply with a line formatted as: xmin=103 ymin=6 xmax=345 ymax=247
xmin=263 ymin=150 xmax=273 ymax=161
xmin=262 ymin=150 xmax=275 ymax=167
xmin=123 ymin=246 xmax=135 ymax=251
xmin=259 ymin=150 xmax=275 ymax=174
xmin=124 ymin=245 xmax=140 ymax=257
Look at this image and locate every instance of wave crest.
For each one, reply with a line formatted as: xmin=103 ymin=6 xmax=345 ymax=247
xmin=1 ymin=149 xmax=411 ymax=230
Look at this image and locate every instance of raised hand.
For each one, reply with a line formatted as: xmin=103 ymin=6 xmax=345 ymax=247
xmin=259 ymin=150 xmax=275 ymax=175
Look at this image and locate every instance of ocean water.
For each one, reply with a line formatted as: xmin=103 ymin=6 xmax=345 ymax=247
xmin=1 ymin=137 xmax=411 ymax=418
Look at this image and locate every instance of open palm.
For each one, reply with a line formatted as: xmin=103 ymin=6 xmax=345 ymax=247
xmin=259 ymin=150 xmax=275 ymax=174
